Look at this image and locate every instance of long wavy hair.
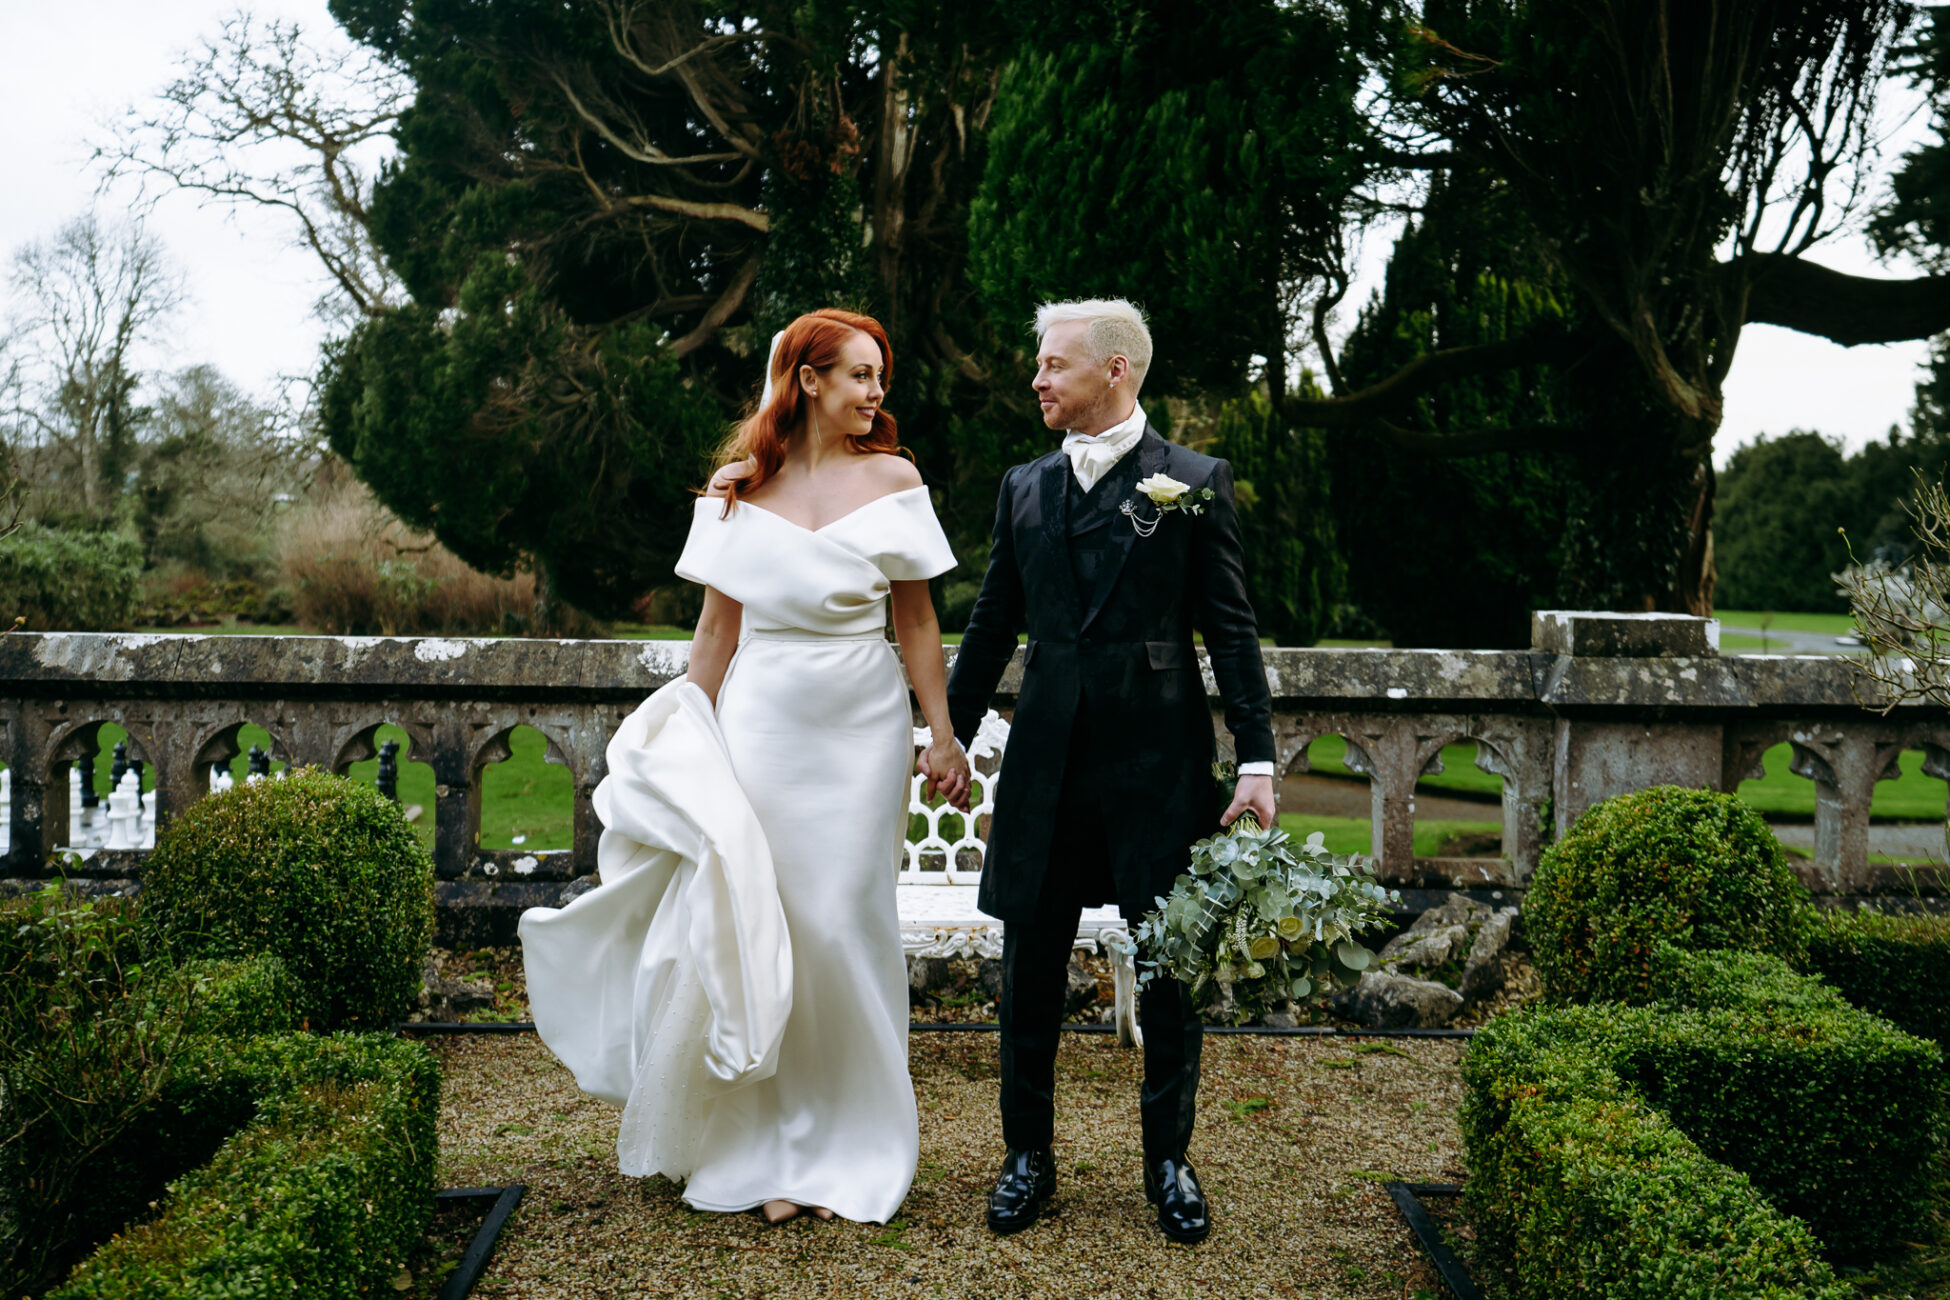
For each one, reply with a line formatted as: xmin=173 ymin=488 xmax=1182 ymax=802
xmin=708 ymin=309 xmax=904 ymax=511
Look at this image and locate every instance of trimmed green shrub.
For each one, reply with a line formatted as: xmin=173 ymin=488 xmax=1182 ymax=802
xmin=50 ymin=1032 xmax=440 ymax=1300
xmin=171 ymin=955 xmax=305 ymax=1039
xmin=1803 ymin=907 xmax=1950 ymax=1047
xmin=0 ymin=889 xmax=305 ymax=1297
xmin=1463 ymin=948 xmax=1943 ymax=1294
xmin=0 ymin=889 xmax=193 ymax=1296
xmin=0 ymin=523 xmax=142 ymax=631
xmin=140 ymin=769 xmax=435 ymax=1030
xmin=1525 ymin=785 xmax=1809 ymax=1003
xmin=1642 ymin=949 xmax=1943 ymax=1259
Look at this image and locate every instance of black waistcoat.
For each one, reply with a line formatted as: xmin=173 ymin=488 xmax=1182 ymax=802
xmin=1065 ymin=447 xmax=1144 ymax=617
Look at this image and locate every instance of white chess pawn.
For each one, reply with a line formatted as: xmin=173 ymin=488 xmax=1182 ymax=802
xmin=105 ymin=771 xmax=142 ymax=851
xmin=69 ymin=767 xmax=84 ymax=845
xmin=211 ymin=764 xmax=234 ymax=793
xmin=0 ymin=767 xmax=10 ymax=856
xmin=138 ymin=786 xmax=156 ymax=849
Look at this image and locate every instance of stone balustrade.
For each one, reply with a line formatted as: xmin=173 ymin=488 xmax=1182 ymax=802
xmin=0 ymin=613 xmax=1943 ymax=941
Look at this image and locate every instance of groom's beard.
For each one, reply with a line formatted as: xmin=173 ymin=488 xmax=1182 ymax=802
xmin=1055 ymin=389 xmax=1125 ymax=436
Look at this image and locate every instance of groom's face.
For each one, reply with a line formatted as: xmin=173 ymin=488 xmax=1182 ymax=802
xmin=1033 ymin=321 xmax=1123 ymax=434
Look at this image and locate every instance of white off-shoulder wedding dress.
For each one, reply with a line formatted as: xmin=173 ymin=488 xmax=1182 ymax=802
xmin=519 ymin=484 xmax=954 ymax=1224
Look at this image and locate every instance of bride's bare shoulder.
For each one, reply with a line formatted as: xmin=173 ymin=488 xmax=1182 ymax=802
xmin=705 ymin=459 xmax=756 ymax=498
xmin=860 ymin=452 xmax=923 ymax=491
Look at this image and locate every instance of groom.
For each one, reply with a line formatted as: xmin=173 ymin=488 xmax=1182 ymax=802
xmin=939 ymin=298 xmax=1276 ymax=1244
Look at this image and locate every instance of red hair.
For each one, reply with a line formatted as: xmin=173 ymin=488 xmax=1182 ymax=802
xmin=709 ymin=309 xmax=904 ymax=511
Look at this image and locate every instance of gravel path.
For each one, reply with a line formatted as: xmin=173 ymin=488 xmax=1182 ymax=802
xmin=426 ymin=1031 xmax=1468 ymax=1299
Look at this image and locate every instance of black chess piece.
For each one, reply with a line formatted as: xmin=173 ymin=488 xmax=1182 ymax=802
xmin=376 ymin=739 xmax=400 ymax=802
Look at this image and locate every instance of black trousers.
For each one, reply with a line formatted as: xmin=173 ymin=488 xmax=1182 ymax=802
xmin=996 ymin=739 xmax=1204 ymax=1161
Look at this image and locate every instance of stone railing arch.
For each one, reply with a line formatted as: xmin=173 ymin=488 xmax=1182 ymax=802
xmin=3 ymin=614 xmax=1946 ymax=942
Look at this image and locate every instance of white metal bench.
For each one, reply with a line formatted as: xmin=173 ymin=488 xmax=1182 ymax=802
xmin=902 ymin=712 xmax=1143 ymax=1046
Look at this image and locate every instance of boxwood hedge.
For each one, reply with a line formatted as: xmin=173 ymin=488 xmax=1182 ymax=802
xmin=1524 ymin=786 xmax=1809 ymax=1004
xmin=139 ymin=768 xmax=435 ymax=1031
xmin=1803 ymin=907 xmax=1950 ymax=1048
xmin=49 ymin=1031 xmax=439 ymax=1300
xmin=1463 ymin=948 xmax=1943 ymax=1295
xmin=5 ymin=890 xmax=440 ymax=1299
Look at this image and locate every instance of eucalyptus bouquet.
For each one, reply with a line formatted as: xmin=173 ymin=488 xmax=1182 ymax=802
xmin=1131 ymin=803 xmax=1399 ymax=1021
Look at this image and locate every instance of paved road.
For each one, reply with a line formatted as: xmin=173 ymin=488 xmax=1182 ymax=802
xmin=1771 ymin=821 xmax=1949 ymax=862
xmin=1719 ymin=624 xmax=1860 ymax=656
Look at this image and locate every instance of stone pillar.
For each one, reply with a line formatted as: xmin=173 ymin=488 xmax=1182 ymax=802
xmin=1537 ymin=611 xmax=1726 ymax=838
xmin=1338 ymin=719 xmax=1421 ymax=879
xmin=432 ymin=716 xmax=482 ymax=880
xmin=1788 ymin=727 xmax=1903 ymax=893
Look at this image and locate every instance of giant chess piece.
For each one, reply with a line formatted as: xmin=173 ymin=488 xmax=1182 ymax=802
xmin=104 ymin=771 xmax=142 ymax=851
xmin=376 ymin=739 xmax=400 ymax=802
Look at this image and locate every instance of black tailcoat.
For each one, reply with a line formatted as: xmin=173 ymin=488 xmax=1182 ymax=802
xmin=947 ymin=427 xmax=1275 ymax=923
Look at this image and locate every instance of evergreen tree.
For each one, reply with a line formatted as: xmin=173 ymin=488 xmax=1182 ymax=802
xmin=1326 ymin=172 xmax=1588 ymax=647
xmin=1208 ymin=392 xmax=1344 ymax=646
xmin=1714 ymin=426 xmax=1950 ymax=611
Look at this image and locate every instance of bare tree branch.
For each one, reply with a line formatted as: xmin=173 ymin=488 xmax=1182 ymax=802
xmin=669 ymin=253 xmax=761 ymax=356
xmin=91 ymin=14 xmax=408 ymax=321
xmin=6 ymin=215 xmax=184 ymax=521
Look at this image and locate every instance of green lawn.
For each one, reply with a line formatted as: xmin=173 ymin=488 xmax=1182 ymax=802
xmin=607 ymin=623 xmax=696 ymax=640
xmin=1736 ymin=741 xmax=1947 ymax=821
xmin=120 ymin=623 xmax=318 ymax=637
xmin=1713 ymin=609 xmax=1855 ymax=635
xmin=1276 ymin=813 xmax=1504 ymax=858
xmin=1303 ymin=734 xmax=1504 ymax=799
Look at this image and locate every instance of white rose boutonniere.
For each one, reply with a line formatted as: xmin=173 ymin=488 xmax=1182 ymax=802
xmin=1121 ymin=473 xmax=1217 ymax=537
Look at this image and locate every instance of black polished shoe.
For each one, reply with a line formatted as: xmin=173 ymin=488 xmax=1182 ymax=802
xmin=985 ymin=1148 xmax=1056 ymax=1234
xmin=1143 ymin=1155 xmax=1211 ymax=1244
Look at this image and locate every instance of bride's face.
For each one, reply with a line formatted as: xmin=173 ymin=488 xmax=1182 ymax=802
xmin=800 ymin=332 xmax=887 ymax=438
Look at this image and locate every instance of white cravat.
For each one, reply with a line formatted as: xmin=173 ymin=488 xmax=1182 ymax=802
xmin=1061 ymin=402 xmax=1147 ymax=491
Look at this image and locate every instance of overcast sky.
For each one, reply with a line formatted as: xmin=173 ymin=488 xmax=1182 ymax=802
xmin=1 ymin=0 xmax=1938 ymax=465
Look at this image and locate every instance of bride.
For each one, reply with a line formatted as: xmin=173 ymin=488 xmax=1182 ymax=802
xmin=520 ymin=309 xmax=973 ymax=1227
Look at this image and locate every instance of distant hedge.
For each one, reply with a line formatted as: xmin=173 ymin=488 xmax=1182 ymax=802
xmin=0 ymin=523 xmax=141 ymax=631
xmin=1525 ymin=785 xmax=1809 ymax=1004
xmin=1803 ymin=907 xmax=1950 ymax=1048
xmin=140 ymin=769 xmax=434 ymax=1031
xmin=1463 ymin=947 xmax=1943 ymax=1295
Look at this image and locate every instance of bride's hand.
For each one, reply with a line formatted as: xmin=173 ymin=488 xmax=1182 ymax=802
xmin=919 ymin=738 xmax=973 ymax=812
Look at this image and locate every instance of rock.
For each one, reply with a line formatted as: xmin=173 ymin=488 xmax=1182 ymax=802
xmin=1371 ymin=892 xmax=1524 ymax=1011
xmin=1261 ymin=1008 xmax=1299 ymax=1030
xmin=907 ymin=955 xmax=949 ymax=1003
xmin=1379 ymin=894 xmax=1495 ymax=963
xmin=1460 ymin=908 xmax=1519 ymax=1007
xmin=556 ymin=875 xmax=600 ymax=905
xmin=1391 ymin=924 xmax=1471 ymax=971
xmin=977 ymin=958 xmax=1005 ymax=1002
xmin=1064 ymin=955 xmax=1100 ymax=1017
xmin=419 ymin=961 xmax=495 ymax=1019
xmin=1329 ymin=970 xmax=1465 ymax=1028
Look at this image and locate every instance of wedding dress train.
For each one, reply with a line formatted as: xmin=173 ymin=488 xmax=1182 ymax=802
xmin=520 ymin=485 xmax=955 ymax=1223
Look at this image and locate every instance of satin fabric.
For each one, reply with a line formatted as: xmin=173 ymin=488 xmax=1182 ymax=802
xmin=521 ymin=484 xmax=954 ymax=1224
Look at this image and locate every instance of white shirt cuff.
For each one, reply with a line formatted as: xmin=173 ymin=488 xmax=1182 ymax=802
xmin=1236 ymin=761 xmax=1275 ymax=777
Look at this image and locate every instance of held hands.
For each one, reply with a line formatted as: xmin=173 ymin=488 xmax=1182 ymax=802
xmin=1220 ymin=773 xmax=1276 ymax=831
xmin=918 ymin=737 xmax=974 ymax=812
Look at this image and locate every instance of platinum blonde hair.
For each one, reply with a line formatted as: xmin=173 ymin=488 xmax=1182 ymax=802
xmin=1034 ymin=298 xmax=1152 ymax=388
